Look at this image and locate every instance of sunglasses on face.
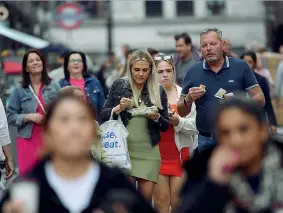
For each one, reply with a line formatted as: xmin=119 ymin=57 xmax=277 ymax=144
xmin=154 ymin=55 xmax=173 ymax=61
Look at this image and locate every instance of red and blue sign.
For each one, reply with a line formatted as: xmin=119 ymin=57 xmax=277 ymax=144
xmin=55 ymin=3 xmax=85 ymax=30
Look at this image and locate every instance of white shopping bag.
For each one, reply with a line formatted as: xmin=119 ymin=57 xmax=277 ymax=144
xmin=100 ymin=110 xmax=131 ymax=172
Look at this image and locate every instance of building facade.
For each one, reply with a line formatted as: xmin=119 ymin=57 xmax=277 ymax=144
xmin=44 ymin=0 xmax=266 ymax=54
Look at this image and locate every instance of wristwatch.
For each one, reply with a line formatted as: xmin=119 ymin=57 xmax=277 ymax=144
xmin=184 ymin=95 xmax=190 ymax=105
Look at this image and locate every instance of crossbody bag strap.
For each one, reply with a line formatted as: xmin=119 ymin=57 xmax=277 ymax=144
xmin=29 ymin=85 xmax=46 ymax=114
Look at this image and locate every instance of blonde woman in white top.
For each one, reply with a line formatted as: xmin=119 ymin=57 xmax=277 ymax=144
xmin=153 ymin=54 xmax=198 ymax=213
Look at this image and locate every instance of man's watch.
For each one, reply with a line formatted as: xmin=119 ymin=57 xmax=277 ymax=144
xmin=184 ymin=95 xmax=190 ymax=105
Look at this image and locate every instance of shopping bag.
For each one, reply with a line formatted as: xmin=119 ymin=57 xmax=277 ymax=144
xmin=100 ymin=110 xmax=131 ymax=172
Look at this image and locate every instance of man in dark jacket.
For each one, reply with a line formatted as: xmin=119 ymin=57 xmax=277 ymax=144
xmin=254 ymin=72 xmax=277 ymax=134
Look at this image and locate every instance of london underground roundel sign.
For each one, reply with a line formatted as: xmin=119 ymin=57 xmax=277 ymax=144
xmin=56 ymin=3 xmax=84 ymax=30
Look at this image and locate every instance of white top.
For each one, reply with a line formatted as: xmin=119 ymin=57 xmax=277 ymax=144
xmin=48 ymin=67 xmax=64 ymax=81
xmin=0 ymin=99 xmax=11 ymax=161
xmin=174 ymin=85 xmax=198 ymax=155
xmin=45 ymin=162 xmax=100 ymax=213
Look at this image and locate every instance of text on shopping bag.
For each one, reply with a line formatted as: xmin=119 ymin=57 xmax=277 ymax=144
xmin=102 ymin=131 xmax=121 ymax=148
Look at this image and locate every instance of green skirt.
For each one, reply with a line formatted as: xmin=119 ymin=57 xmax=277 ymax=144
xmin=127 ymin=116 xmax=160 ymax=183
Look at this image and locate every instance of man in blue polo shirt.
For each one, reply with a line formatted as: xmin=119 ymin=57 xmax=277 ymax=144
xmin=177 ymin=28 xmax=265 ymax=153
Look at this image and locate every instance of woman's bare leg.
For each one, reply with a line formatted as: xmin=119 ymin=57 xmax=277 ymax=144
xmin=154 ymin=174 xmax=170 ymax=213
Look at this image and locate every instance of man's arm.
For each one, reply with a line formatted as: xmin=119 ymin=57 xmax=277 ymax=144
xmin=247 ymin=86 xmax=265 ymax=107
xmin=178 ymin=67 xmax=193 ymax=117
xmin=177 ymin=95 xmax=193 ymax=117
xmin=243 ymin=63 xmax=265 ymax=107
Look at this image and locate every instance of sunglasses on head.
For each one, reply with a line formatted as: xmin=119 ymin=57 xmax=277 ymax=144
xmin=154 ymin=55 xmax=173 ymax=61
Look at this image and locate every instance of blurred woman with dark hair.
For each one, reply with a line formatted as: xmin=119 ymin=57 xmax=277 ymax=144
xmin=1 ymin=94 xmax=156 ymax=213
xmin=178 ymin=98 xmax=283 ymax=213
xmin=240 ymin=51 xmax=277 ymax=135
xmin=58 ymin=86 xmax=111 ymax=166
xmin=7 ymin=49 xmax=60 ymax=176
xmin=59 ymin=51 xmax=105 ymax=122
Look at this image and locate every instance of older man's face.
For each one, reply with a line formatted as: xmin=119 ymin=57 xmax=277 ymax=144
xmin=200 ymin=31 xmax=224 ymax=63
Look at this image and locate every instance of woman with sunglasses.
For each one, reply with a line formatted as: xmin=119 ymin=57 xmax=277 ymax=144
xmin=153 ymin=54 xmax=198 ymax=213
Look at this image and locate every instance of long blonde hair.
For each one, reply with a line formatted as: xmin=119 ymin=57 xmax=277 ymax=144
xmin=126 ymin=50 xmax=163 ymax=109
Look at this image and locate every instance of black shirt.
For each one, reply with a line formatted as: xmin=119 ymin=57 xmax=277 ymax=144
xmin=254 ymin=72 xmax=277 ymax=126
xmin=0 ymin=158 xmax=156 ymax=213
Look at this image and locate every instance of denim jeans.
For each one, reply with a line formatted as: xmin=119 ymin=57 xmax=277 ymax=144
xmin=198 ymin=135 xmax=216 ymax=153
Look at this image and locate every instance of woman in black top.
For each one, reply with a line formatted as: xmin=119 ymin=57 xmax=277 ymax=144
xmin=178 ymin=98 xmax=283 ymax=213
xmin=101 ymin=50 xmax=169 ymax=201
xmin=0 ymin=94 xmax=155 ymax=213
xmin=240 ymin=51 xmax=277 ymax=135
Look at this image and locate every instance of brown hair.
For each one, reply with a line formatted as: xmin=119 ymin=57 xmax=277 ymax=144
xmin=39 ymin=94 xmax=96 ymax=158
xmin=147 ymin=48 xmax=158 ymax=57
xmin=43 ymin=94 xmax=95 ymax=129
xmin=59 ymin=86 xmax=82 ymax=97
xmin=22 ymin=49 xmax=51 ymax=88
xmin=174 ymin=33 xmax=192 ymax=45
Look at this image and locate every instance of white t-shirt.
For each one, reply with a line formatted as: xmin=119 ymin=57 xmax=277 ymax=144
xmin=48 ymin=67 xmax=64 ymax=81
xmin=45 ymin=162 xmax=100 ymax=213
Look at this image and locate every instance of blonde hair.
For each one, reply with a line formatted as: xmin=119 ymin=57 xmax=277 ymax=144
xmin=126 ymin=50 xmax=163 ymax=109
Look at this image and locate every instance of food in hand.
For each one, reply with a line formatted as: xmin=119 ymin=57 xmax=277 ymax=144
xmin=128 ymin=106 xmax=158 ymax=116
xmin=130 ymin=99 xmax=135 ymax=107
xmin=200 ymin=84 xmax=206 ymax=91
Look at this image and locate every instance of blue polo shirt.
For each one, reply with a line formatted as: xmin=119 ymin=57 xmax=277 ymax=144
xmin=181 ymin=56 xmax=259 ymax=134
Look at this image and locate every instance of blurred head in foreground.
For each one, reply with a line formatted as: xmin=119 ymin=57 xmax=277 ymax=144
xmin=59 ymin=86 xmax=84 ymax=100
xmin=214 ymin=97 xmax=268 ymax=167
xmin=43 ymin=94 xmax=96 ymax=160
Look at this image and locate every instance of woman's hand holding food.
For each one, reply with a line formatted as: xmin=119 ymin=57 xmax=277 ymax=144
xmin=113 ymin=98 xmax=133 ymax=115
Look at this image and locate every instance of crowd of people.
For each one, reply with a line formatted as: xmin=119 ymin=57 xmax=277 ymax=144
xmin=0 ymin=27 xmax=281 ymax=212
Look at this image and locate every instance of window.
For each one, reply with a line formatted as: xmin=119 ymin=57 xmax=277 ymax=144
xmin=206 ymin=0 xmax=226 ymax=15
xmin=145 ymin=0 xmax=163 ymax=17
xmin=176 ymin=0 xmax=194 ymax=16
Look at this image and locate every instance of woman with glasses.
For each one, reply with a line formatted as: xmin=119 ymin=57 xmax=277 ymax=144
xmin=101 ymin=50 xmax=169 ymax=201
xmin=59 ymin=51 xmax=105 ymax=122
xmin=7 ymin=49 xmax=60 ymax=176
xmin=153 ymin=54 xmax=198 ymax=213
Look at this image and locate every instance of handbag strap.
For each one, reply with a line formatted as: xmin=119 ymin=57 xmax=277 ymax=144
xmin=29 ymin=85 xmax=46 ymax=114
xmin=110 ymin=108 xmax=122 ymax=122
